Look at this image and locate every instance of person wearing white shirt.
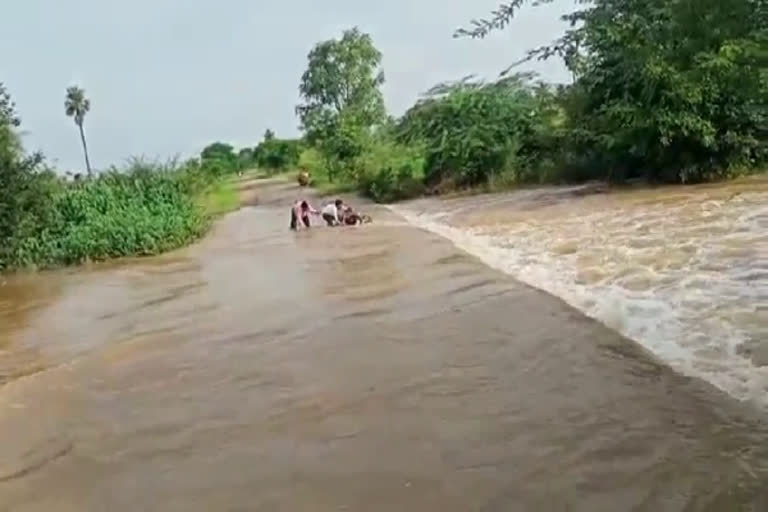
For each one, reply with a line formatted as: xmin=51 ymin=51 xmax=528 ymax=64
xmin=321 ymin=199 xmax=344 ymax=226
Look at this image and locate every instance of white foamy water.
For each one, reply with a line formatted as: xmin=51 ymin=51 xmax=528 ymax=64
xmin=391 ymin=181 xmax=768 ymax=406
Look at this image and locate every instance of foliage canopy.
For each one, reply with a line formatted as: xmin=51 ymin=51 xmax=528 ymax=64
xmin=456 ymin=0 xmax=768 ymax=182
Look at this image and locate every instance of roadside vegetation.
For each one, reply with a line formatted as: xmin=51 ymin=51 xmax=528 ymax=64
xmin=291 ymin=0 xmax=766 ymax=202
xmin=0 ymin=75 xmax=315 ymax=271
xmin=1 ymin=0 xmax=764 ymax=269
xmin=0 ymin=83 xmax=250 ymax=271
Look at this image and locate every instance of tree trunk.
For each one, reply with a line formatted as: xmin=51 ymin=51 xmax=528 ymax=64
xmin=325 ymin=156 xmax=335 ymax=183
xmin=78 ymin=122 xmax=92 ymax=177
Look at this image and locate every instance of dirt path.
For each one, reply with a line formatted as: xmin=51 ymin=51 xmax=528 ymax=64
xmin=234 ymin=173 xmax=367 ymax=213
xmin=234 ymin=173 xmax=316 ymax=208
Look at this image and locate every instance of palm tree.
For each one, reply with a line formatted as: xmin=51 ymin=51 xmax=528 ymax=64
xmin=64 ymin=85 xmax=92 ymax=176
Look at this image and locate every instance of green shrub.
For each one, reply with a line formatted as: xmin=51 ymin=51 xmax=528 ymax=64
xmin=3 ymin=159 xmax=210 ymax=270
xmin=355 ymin=140 xmax=425 ymax=202
xmin=0 ymin=122 xmax=65 ymax=270
xmin=461 ymin=0 xmax=768 ymax=183
xmin=200 ymin=142 xmax=239 ymax=174
xmin=397 ymin=74 xmax=561 ymax=190
xmin=297 ymin=147 xmax=325 ymax=181
xmin=256 ymin=137 xmax=303 ymax=173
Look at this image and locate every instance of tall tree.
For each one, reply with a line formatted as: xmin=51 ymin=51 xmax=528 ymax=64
xmin=64 ymin=85 xmax=92 ymax=176
xmin=200 ymin=142 xmax=238 ymax=175
xmin=201 ymin=142 xmax=235 ymax=162
xmin=457 ymin=0 xmax=768 ymax=182
xmin=0 ymin=82 xmax=21 ymax=128
xmin=263 ymin=128 xmax=275 ymax=141
xmin=296 ymin=27 xmax=386 ymax=180
xmin=296 ymin=27 xmax=385 ymax=136
xmin=0 ymin=84 xmax=49 ymax=270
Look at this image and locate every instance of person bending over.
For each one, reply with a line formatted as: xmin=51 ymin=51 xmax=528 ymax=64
xmin=290 ymin=199 xmax=318 ymax=231
xmin=321 ymin=199 xmax=344 ymax=226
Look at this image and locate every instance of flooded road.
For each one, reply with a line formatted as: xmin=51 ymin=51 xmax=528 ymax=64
xmin=394 ymin=177 xmax=768 ymax=406
xmin=1 ymin=178 xmax=768 ymax=511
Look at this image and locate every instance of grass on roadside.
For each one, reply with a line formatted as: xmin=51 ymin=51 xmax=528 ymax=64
xmin=201 ymin=179 xmax=239 ymax=217
xmin=307 ymin=171 xmax=357 ymax=197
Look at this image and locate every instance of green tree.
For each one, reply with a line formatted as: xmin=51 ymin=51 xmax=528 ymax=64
xmin=201 ymin=142 xmax=235 ymax=162
xmin=458 ymin=0 xmax=768 ymax=182
xmin=200 ymin=142 xmax=238 ymax=175
xmin=238 ymin=147 xmax=255 ymax=168
xmin=0 ymin=85 xmax=59 ymax=270
xmin=0 ymin=82 xmax=21 ymax=128
xmin=263 ymin=128 xmax=275 ymax=141
xmin=296 ymin=27 xmax=386 ymax=181
xmin=256 ymin=136 xmax=303 ymax=171
xmin=64 ymin=85 xmax=93 ymax=176
xmin=398 ymin=73 xmax=558 ymax=187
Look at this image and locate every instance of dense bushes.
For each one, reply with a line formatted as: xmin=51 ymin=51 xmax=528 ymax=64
xmin=292 ymin=70 xmax=570 ymax=202
xmin=1 ymin=158 xmax=212 ymax=270
xmin=354 ymin=139 xmax=426 ymax=202
xmin=0 ymin=123 xmax=60 ymax=268
xmin=1 ymin=81 xmax=299 ymax=271
xmin=584 ymin=0 xmax=766 ymax=182
xmin=2 ymin=0 xmax=763 ymax=274
xmin=255 ymin=136 xmax=303 ymax=172
xmin=396 ymin=74 xmax=566 ymax=188
xmin=218 ymin=132 xmax=303 ymax=174
xmin=200 ymin=136 xmax=303 ymax=176
xmin=0 ymin=81 xmax=238 ymax=271
xmin=459 ymin=0 xmax=768 ymax=184
xmin=292 ymin=3 xmax=765 ymax=202
xmin=289 ymin=28 xmax=579 ymax=202
xmin=200 ymin=142 xmax=239 ymax=175
xmin=295 ymin=129 xmax=426 ymax=203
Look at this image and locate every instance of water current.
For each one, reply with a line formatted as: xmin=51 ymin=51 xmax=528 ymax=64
xmin=393 ymin=178 xmax=768 ymax=406
xmin=1 ymin=177 xmax=767 ymax=511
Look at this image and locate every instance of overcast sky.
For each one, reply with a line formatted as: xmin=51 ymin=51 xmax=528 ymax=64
xmin=2 ymin=0 xmax=571 ymax=171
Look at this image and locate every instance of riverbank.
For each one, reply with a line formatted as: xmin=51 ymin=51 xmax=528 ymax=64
xmin=1 ymin=177 xmax=767 ymax=510
xmin=0 ymin=165 xmax=255 ymax=273
xmin=200 ymin=177 xmax=239 ymax=217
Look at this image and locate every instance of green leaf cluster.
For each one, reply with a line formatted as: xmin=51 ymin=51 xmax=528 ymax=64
xmin=459 ymin=0 xmax=768 ymax=182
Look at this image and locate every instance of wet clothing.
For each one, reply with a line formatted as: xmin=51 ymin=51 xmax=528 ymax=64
xmin=290 ymin=208 xmax=310 ymax=230
xmin=344 ymin=212 xmax=362 ymax=225
xmin=321 ymin=203 xmax=341 ymax=226
xmin=289 ymin=200 xmax=316 ymax=230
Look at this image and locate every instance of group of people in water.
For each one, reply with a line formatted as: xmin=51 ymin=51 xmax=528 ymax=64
xmin=290 ymin=198 xmax=369 ymax=230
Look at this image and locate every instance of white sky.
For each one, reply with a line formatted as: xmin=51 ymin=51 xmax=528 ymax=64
xmin=2 ymin=0 xmax=572 ymax=171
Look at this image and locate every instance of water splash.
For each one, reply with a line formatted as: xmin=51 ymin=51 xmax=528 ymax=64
xmin=391 ymin=183 xmax=768 ymax=406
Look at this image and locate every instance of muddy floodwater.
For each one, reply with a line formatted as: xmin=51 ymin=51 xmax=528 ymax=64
xmin=1 ymin=178 xmax=767 ymax=511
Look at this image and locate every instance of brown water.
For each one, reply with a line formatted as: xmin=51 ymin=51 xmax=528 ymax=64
xmin=1 ymin=178 xmax=768 ymax=511
xmin=394 ymin=178 xmax=768 ymax=405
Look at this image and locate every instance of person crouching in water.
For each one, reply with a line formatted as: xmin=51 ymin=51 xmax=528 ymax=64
xmin=341 ymin=205 xmax=370 ymax=225
xmin=321 ymin=199 xmax=344 ymax=227
xmin=290 ymin=199 xmax=318 ymax=231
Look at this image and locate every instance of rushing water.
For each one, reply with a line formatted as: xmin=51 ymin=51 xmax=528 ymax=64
xmin=1 ymin=178 xmax=768 ymax=511
xmin=394 ymin=178 xmax=768 ymax=406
